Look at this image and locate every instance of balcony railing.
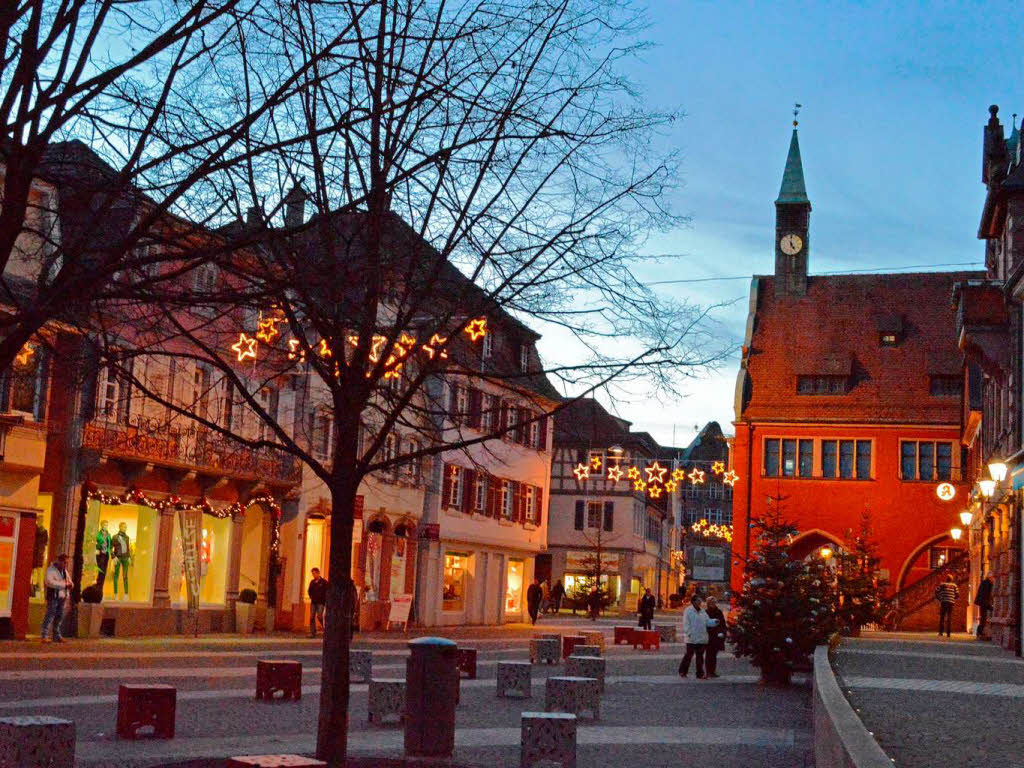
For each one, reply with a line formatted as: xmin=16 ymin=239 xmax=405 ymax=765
xmin=82 ymin=415 xmax=301 ymax=485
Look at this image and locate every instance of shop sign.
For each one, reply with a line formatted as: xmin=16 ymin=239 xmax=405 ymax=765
xmin=419 ymin=523 xmax=440 ymax=541
xmin=565 ymin=550 xmax=620 ymax=572
xmin=935 ymin=482 xmax=956 ymax=501
xmin=387 ymin=593 xmax=413 ymax=630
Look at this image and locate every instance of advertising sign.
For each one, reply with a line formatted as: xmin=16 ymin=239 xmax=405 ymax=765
xmin=690 ymin=545 xmax=726 ymax=582
xmin=0 ymin=512 xmax=17 ymax=618
xmin=387 ymin=593 xmax=413 ymax=631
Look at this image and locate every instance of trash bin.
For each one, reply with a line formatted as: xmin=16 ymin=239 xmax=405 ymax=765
xmin=404 ymin=636 xmax=458 ymax=757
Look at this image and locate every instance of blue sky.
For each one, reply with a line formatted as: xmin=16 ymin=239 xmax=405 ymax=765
xmin=564 ymin=0 xmax=1023 ymax=447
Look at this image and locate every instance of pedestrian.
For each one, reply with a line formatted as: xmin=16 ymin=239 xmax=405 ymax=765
xmin=551 ymin=579 xmax=565 ymax=613
xmin=41 ymin=553 xmax=72 ymax=643
xmin=540 ymin=579 xmax=551 ymax=614
xmin=307 ymin=568 xmax=328 ymax=637
xmin=678 ymin=595 xmax=709 ymax=679
xmin=638 ymin=587 xmax=656 ymax=631
xmin=974 ymin=573 xmax=994 ymax=639
xmin=935 ymin=572 xmax=959 ymax=638
xmin=527 ymin=578 xmax=543 ymax=624
xmin=704 ymin=595 xmax=727 ymax=678
xmin=587 ymin=585 xmax=602 ymax=620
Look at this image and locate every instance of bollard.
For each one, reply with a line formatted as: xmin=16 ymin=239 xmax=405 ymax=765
xmin=403 ymin=636 xmax=458 ymax=758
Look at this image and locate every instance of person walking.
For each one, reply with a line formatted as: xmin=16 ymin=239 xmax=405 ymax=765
xmin=551 ymin=579 xmax=565 ymax=613
xmin=527 ymin=578 xmax=543 ymax=624
xmin=678 ymin=595 xmax=709 ymax=679
xmin=935 ymin=572 xmax=959 ymax=638
xmin=587 ymin=585 xmax=602 ymax=620
xmin=540 ymin=579 xmax=551 ymax=614
xmin=638 ymin=587 xmax=656 ymax=631
xmin=974 ymin=573 xmax=994 ymax=638
xmin=41 ymin=554 xmax=72 ymax=643
xmin=307 ymin=568 xmax=328 ymax=638
xmin=704 ymin=596 xmax=727 ymax=678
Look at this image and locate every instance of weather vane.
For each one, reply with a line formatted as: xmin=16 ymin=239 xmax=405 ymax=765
xmin=793 ymin=102 xmax=802 ymax=128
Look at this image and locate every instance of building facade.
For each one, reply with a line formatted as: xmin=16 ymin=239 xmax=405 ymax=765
xmin=730 ymin=125 xmax=977 ymax=629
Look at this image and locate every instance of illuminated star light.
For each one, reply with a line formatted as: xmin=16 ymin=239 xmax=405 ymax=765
xmin=465 ymin=317 xmax=488 ymax=341
xmin=632 ymin=478 xmax=647 ymax=492
xmin=626 ymin=466 xmax=641 ymax=481
xmin=318 ymin=339 xmax=333 ymax=358
xmin=287 ymin=338 xmax=306 ymax=361
xmin=573 ymin=463 xmax=590 ymax=482
xmin=232 ymin=333 xmax=257 ymax=362
xmin=688 ymin=468 xmax=706 ymax=485
xmin=590 ymin=455 xmax=602 ymax=470
xmin=422 ymin=334 xmax=449 ymax=360
xmin=722 ymin=469 xmax=739 ymax=487
xmin=14 ymin=343 xmax=35 ymax=366
xmin=648 ymin=483 xmax=663 ymax=499
xmin=711 ymin=460 xmax=725 ymax=475
xmin=671 ymin=467 xmax=686 ymax=482
xmin=397 ymin=333 xmax=417 ymax=355
xmin=256 ymin=317 xmax=281 ymax=343
xmin=665 ymin=479 xmax=678 ymax=493
xmin=645 ymin=460 xmax=667 ymax=484
xmin=607 ymin=465 xmax=624 ymax=483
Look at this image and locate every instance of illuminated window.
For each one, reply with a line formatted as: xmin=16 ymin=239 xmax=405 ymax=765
xmin=506 ymin=559 xmax=524 ymax=613
xmin=443 ymin=552 xmax=468 ymax=611
xmin=170 ymin=513 xmax=231 ymax=606
xmin=81 ymin=500 xmax=158 ymax=604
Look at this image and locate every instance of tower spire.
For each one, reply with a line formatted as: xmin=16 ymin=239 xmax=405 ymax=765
xmin=774 ymin=107 xmax=811 ymax=297
xmin=776 ymin=124 xmax=809 ymax=204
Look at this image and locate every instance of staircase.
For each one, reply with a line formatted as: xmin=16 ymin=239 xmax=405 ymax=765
xmin=882 ymin=552 xmax=969 ymax=631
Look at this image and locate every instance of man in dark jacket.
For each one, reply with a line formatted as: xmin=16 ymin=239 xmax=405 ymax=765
xmin=704 ymin=596 xmax=727 ymax=678
xmin=935 ymin=574 xmax=959 ymax=638
xmin=638 ymin=588 xmax=656 ymax=630
xmin=308 ymin=568 xmax=328 ymax=637
xmin=974 ymin=573 xmax=994 ymax=638
xmin=526 ymin=578 xmax=543 ymax=624
xmin=551 ymin=580 xmax=565 ymax=613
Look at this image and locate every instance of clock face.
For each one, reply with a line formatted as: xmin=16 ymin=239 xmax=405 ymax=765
xmin=780 ymin=233 xmax=803 ymax=255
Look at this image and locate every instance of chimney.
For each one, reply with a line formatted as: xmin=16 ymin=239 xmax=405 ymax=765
xmin=983 ymin=105 xmax=1008 ymax=187
xmin=283 ymin=182 xmax=308 ymax=228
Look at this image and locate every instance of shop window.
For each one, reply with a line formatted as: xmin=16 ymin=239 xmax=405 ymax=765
xmin=304 ymin=516 xmax=327 ymax=579
xmin=170 ymin=513 xmax=231 ymax=606
xmin=0 ymin=513 xmax=18 ymax=617
xmin=506 ymin=559 xmax=524 ymax=613
xmin=443 ymin=552 xmax=468 ymax=611
xmin=29 ymin=494 xmax=53 ymax=603
xmin=81 ymin=500 xmax=158 ymax=603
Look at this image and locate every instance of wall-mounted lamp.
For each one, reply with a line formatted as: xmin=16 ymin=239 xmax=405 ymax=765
xmin=989 ymin=461 xmax=1008 ymax=483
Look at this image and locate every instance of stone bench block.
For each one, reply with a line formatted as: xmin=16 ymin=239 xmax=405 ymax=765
xmin=566 ymin=655 xmax=606 ymax=692
xmin=573 ymin=644 xmax=601 ymax=657
xmin=655 ymin=624 xmax=677 ymax=643
xmin=521 ymin=711 xmax=576 ymax=768
xmin=497 ymin=661 xmax=532 ymax=698
xmin=350 ymin=650 xmax=372 ymax=683
xmin=561 ymin=635 xmax=586 ymax=659
xmin=456 ymin=647 xmax=478 ymax=679
xmin=581 ymin=630 xmax=605 ymax=652
xmin=368 ymin=679 xmax=406 ymax=725
xmin=613 ymin=626 xmax=635 ymax=645
xmin=227 ymin=756 xmax=327 ymax=767
xmin=116 ymin=684 xmax=176 ymax=739
xmin=256 ymin=660 xmax=302 ymax=701
xmin=632 ymin=629 xmax=660 ymax=651
xmin=544 ymin=676 xmax=599 ymax=720
xmin=0 ymin=715 xmax=75 ymax=768
xmin=530 ymin=637 xmax=560 ymax=665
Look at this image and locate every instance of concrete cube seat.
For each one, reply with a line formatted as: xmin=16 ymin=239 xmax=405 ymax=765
xmin=530 ymin=637 xmax=560 ymax=665
xmin=350 ymin=649 xmax=372 ymax=683
xmin=573 ymin=644 xmax=601 ymax=657
xmin=256 ymin=660 xmax=302 ymax=701
xmin=227 ymin=756 xmax=327 ymax=767
xmin=632 ymin=629 xmax=660 ymax=651
xmin=368 ymin=679 xmax=406 ymax=725
xmin=561 ymin=635 xmax=586 ymax=659
xmin=116 ymin=684 xmax=176 ymax=739
xmin=613 ymin=626 xmax=635 ymax=645
xmin=581 ymin=630 xmax=605 ymax=652
xmin=544 ymin=676 xmax=599 ymax=720
xmin=566 ymin=655 xmax=607 ymax=692
xmin=456 ymin=647 xmax=478 ymax=679
xmin=0 ymin=716 xmax=75 ymax=768
xmin=497 ymin=661 xmax=532 ymax=698
xmin=521 ymin=712 xmax=576 ymax=768
xmin=655 ymin=624 xmax=677 ymax=643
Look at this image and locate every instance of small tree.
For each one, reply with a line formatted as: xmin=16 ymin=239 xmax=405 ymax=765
xmin=729 ymin=507 xmax=837 ymax=685
xmin=835 ymin=512 xmax=889 ymax=635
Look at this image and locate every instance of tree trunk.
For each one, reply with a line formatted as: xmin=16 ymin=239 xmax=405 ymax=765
xmin=316 ymin=476 xmax=357 ymax=766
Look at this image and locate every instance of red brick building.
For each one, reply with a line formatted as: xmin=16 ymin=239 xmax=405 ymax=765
xmin=730 ymin=125 xmax=980 ymax=629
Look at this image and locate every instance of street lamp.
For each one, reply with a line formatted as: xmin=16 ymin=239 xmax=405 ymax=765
xmin=959 ymin=510 xmax=974 ymax=527
xmin=979 ymin=479 xmax=996 ymax=499
xmin=949 ymin=527 xmax=963 ymax=541
xmin=989 ymin=461 xmax=1008 ymax=483
xmin=608 ymin=445 xmax=624 ymax=458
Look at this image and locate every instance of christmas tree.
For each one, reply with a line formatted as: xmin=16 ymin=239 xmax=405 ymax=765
xmin=834 ymin=512 xmax=889 ymax=635
xmin=729 ymin=504 xmax=837 ymax=685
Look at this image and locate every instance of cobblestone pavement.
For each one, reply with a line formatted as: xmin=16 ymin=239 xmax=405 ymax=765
xmin=0 ymin=615 xmax=813 ymax=767
xmin=834 ymin=632 xmax=1024 ymax=768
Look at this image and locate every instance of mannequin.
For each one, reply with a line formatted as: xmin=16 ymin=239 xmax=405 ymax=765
xmin=111 ymin=522 xmax=132 ymax=599
xmin=95 ymin=520 xmax=111 ymax=591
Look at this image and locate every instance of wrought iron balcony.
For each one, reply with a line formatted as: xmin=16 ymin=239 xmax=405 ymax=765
xmin=81 ymin=415 xmax=301 ymax=485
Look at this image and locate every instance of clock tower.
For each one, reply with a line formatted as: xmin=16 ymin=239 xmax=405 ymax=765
xmin=774 ymin=122 xmax=810 ymax=296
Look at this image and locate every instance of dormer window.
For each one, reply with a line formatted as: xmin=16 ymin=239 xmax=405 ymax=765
xmin=796 ymin=375 xmax=848 ymax=395
xmin=877 ymin=314 xmax=904 ymax=347
xmin=880 ymin=333 xmax=898 ymax=347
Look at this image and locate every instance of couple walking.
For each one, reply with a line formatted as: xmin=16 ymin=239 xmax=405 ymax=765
xmin=678 ymin=594 xmax=726 ymax=679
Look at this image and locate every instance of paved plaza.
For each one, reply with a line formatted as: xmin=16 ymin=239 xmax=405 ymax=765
xmin=834 ymin=632 xmax=1024 ymax=768
xmin=0 ymin=616 xmax=813 ymax=767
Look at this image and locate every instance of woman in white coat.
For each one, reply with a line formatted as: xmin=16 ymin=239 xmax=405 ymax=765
xmin=678 ymin=594 xmax=709 ymax=679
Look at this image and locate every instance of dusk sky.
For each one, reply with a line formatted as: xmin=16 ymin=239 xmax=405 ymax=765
xmin=556 ymin=0 xmax=1023 ymax=448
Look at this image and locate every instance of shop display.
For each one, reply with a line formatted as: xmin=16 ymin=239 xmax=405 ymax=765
xmin=111 ymin=522 xmax=132 ymax=599
xmin=95 ymin=520 xmax=112 ymax=591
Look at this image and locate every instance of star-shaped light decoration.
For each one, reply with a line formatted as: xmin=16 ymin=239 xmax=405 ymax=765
xmin=231 ymin=333 xmax=257 ymax=362
xmin=397 ymin=332 xmax=417 ymax=354
xmin=465 ymin=317 xmax=488 ymax=341
xmin=648 ymin=483 xmax=663 ymax=499
xmin=369 ymin=334 xmax=388 ymax=363
xmin=256 ymin=316 xmax=281 ymax=344
xmin=590 ymin=454 xmax=602 ymax=470
xmin=607 ymin=465 xmax=624 ymax=483
xmin=665 ymin=479 xmax=678 ymax=493
xmin=711 ymin=460 xmax=725 ymax=475
xmin=671 ymin=467 xmax=686 ymax=482
xmin=422 ymin=334 xmax=449 ymax=360
xmin=722 ymin=469 xmax=739 ymax=487
xmin=318 ymin=338 xmax=333 ymax=358
xmin=645 ymin=460 xmax=667 ymax=484
xmin=287 ymin=338 xmax=306 ymax=361
xmin=383 ymin=363 xmax=403 ymax=380
xmin=573 ymin=463 xmax=590 ymax=482
xmin=627 ymin=466 xmax=641 ymax=481
xmin=688 ymin=468 xmax=706 ymax=485
xmin=632 ymin=478 xmax=647 ymax=492
xmin=14 ymin=342 xmax=35 ymax=367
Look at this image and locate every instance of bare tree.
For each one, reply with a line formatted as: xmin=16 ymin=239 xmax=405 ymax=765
xmin=87 ymin=1 xmax=730 ymax=763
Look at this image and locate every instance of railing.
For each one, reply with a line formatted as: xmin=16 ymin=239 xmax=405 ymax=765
xmin=82 ymin=415 xmax=301 ymax=485
xmin=882 ymin=551 xmax=969 ymax=630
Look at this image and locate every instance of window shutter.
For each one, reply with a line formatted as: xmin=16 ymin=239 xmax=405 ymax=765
xmin=574 ymin=500 xmax=585 ymax=530
xmin=603 ymin=501 xmax=614 ymax=532
xmin=462 ymin=469 xmax=475 ymax=514
xmin=534 ymin=487 xmax=543 ymax=525
xmin=442 ymin=464 xmax=454 ymax=507
xmin=518 ymin=408 xmax=529 ymax=444
xmin=514 ymin=482 xmax=524 ymax=523
xmin=538 ymin=415 xmax=548 ymax=451
xmin=498 ymin=399 xmax=508 ymax=432
xmin=469 ymin=389 xmax=482 ymax=429
xmin=487 ymin=476 xmax=499 ymax=517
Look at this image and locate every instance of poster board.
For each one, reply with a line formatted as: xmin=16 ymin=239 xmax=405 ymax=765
xmin=624 ymin=591 xmax=639 ymax=613
xmin=690 ymin=545 xmax=726 ymax=582
xmin=387 ymin=593 xmax=413 ymax=631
